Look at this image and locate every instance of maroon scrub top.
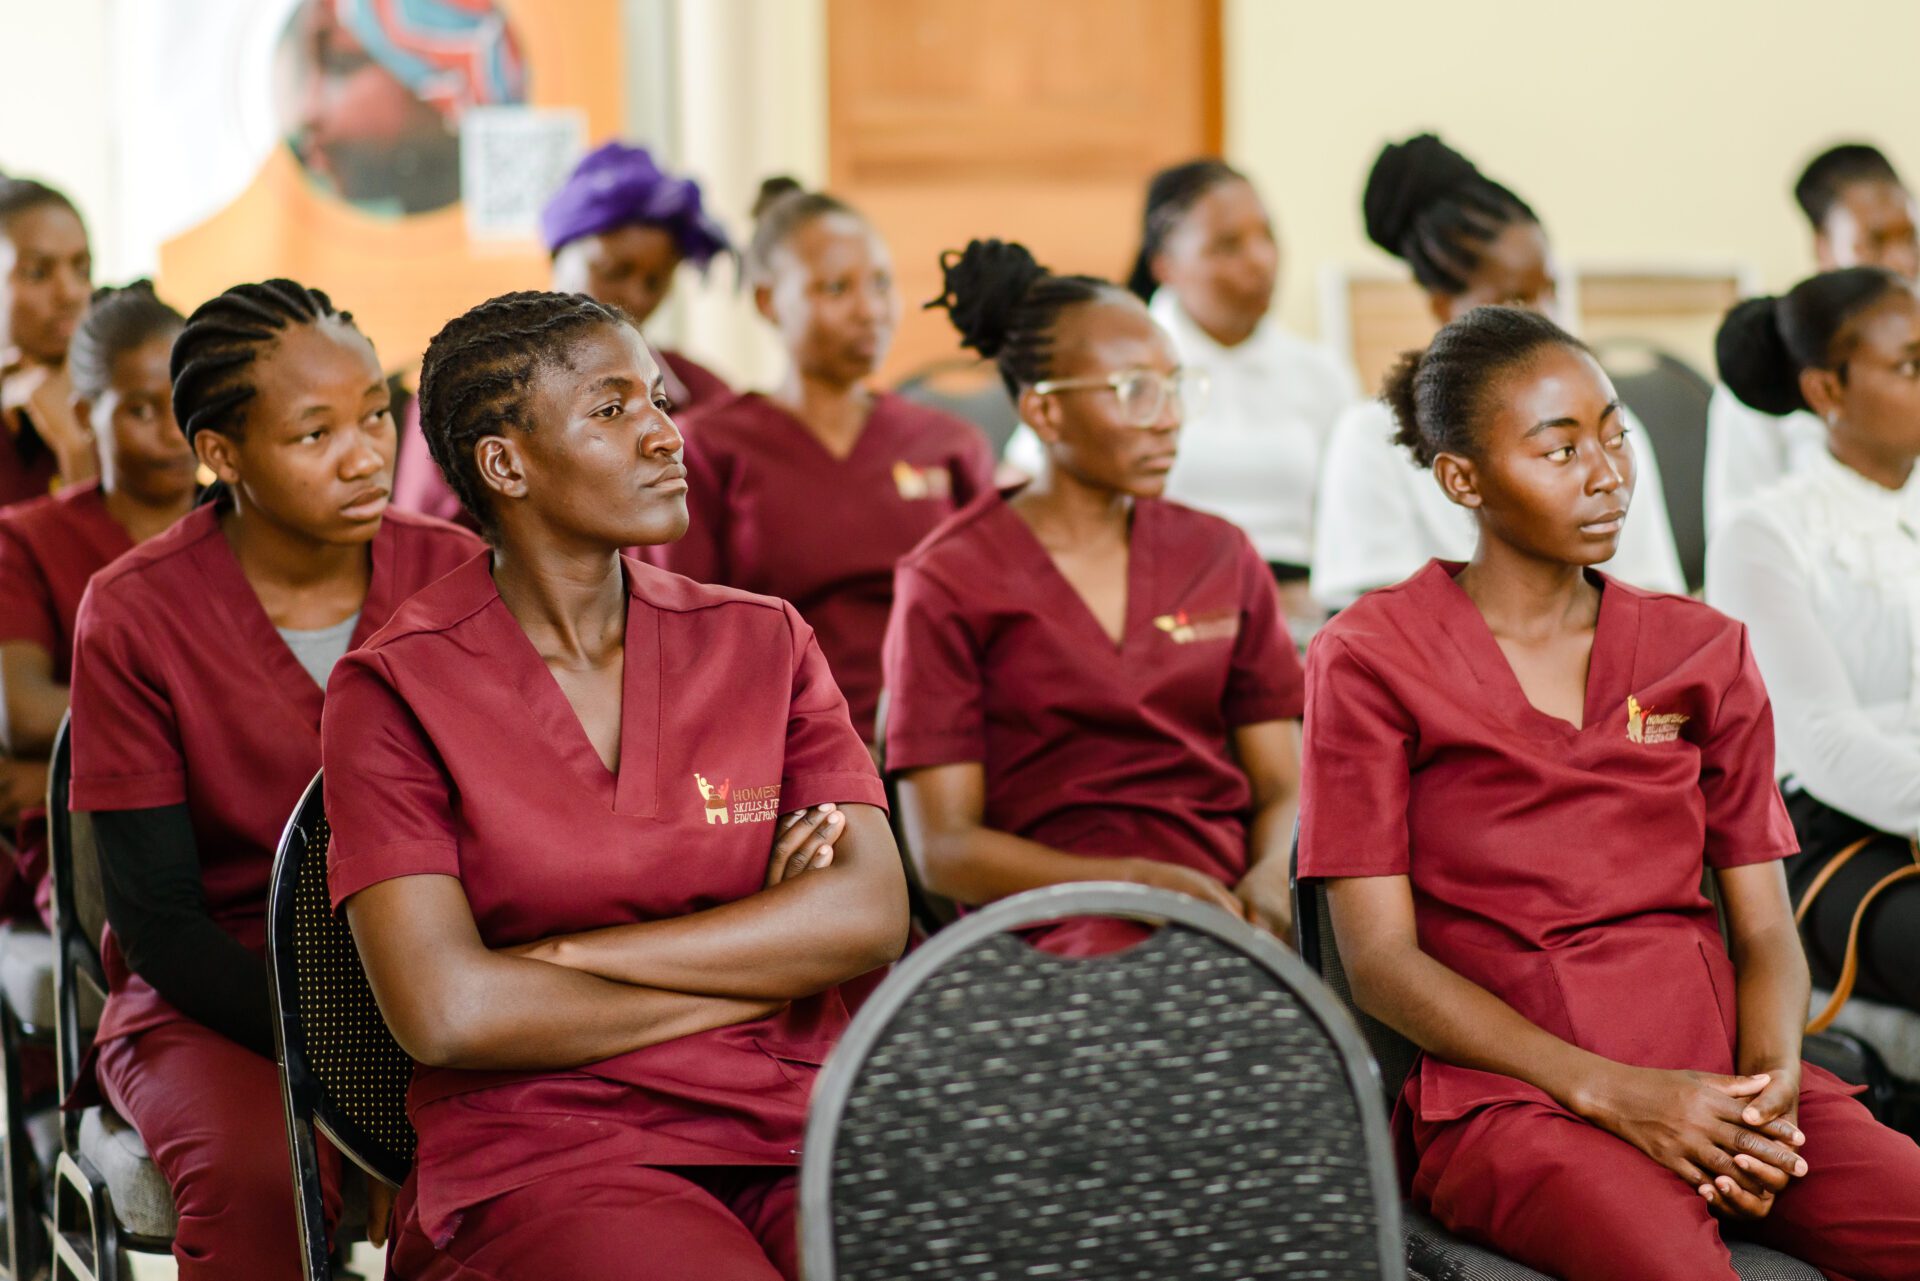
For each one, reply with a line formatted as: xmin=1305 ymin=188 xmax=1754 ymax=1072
xmin=1298 ymin=561 xmax=1825 ymax=1134
xmin=0 ymin=481 xmax=132 ymax=681
xmin=391 ymin=347 xmax=729 ymax=527
xmin=652 ymin=391 xmax=995 ymax=742
xmin=883 ymin=489 xmax=1304 ymax=886
xmin=321 ymin=552 xmax=886 ymax=1243
xmin=66 ymin=503 xmax=482 ymax=1048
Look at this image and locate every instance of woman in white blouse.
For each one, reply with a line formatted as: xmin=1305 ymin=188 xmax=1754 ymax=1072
xmin=1704 ymin=143 xmax=1918 ymax=535
xmin=1005 ymin=159 xmax=1359 ymax=629
xmin=1707 ymin=265 xmax=1920 ymax=1018
xmin=1311 ymin=135 xmax=1685 ymax=611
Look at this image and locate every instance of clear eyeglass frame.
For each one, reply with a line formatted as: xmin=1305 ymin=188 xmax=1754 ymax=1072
xmin=1030 ymin=367 xmax=1210 ymax=427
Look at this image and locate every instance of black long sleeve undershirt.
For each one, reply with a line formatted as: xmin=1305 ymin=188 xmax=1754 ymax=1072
xmin=92 ymin=805 xmax=275 ymax=1059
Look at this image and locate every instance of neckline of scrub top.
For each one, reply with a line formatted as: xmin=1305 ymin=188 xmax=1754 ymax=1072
xmin=192 ymin=503 xmax=407 ymax=731
xmin=1419 ymin=558 xmax=1641 ymax=740
xmin=451 ymin=552 xmax=662 ymax=817
xmin=738 ymin=389 xmax=899 ymax=467
xmin=992 ymin=486 xmax=1155 ymax=654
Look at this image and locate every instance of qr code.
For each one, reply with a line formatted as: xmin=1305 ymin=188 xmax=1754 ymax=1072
xmin=461 ymin=107 xmax=587 ymax=240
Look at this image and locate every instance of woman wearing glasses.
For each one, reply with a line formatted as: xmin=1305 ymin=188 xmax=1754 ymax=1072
xmin=650 ymin=178 xmax=994 ymax=744
xmin=883 ymin=239 xmax=1305 ymax=949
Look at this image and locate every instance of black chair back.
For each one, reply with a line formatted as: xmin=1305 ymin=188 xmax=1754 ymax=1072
xmin=47 ymin=713 xmax=109 ymax=1150
xmin=871 ymin=688 xmax=958 ymax=934
xmin=267 ymin=770 xmax=415 ymax=1279
xmin=1292 ymin=867 xmax=1419 ymax=1101
xmin=1595 ymin=340 xmax=1712 ymax=593
xmin=802 ymin=882 xmax=1404 ymax=1281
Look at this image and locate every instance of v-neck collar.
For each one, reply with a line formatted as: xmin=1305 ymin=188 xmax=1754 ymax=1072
xmin=472 ymin=555 xmax=661 ymax=817
xmin=191 ymin=504 xmax=398 ymax=731
xmin=993 ymin=487 xmax=1154 ymax=654
xmin=1419 ymin=559 xmax=1639 ymax=740
xmin=749 ymin=390 xmax=891 ymax=467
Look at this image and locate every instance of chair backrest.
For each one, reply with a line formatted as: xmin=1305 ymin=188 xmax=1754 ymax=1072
xmin=47 ymin=713 xmax=109 ymax=1149
xmin=266 ymin=771 xmax=415 ymax=1190
xmin=1292 ymin=869 xmax=1420 ymax=1101
xmin=870 ymin=688 xmax=958 ymax=934
xmin=1594 ymin=339 xmax=1713 ymax=593
xmin=894 ymin=358 xmax=1020 ymax=458
xmin=802 ymin=882 xmax=1404 ymax=1281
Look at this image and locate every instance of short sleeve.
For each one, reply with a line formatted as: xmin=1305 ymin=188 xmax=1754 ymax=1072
xmin=778 ymin=605 xmax=888 ymax=813
xmin=649 ymin=432 xmax=728 ymax=581
xmin=321 ymin=651 xmax=462 ymax=907
xmin=1223 ymin=533 xmax=1304 ymax=726
xmin=880 ymin=562 xmax=986 ymax=771
xmin=67 ymin=583 xmax=187 ymax=811
xmin=0 ymin=520 xmax=57 ymax=651
xmin=1699 ymin=625 xmax=1798 ymax=870
xmin=1297 ymin=633 xmax=1418 ymax=879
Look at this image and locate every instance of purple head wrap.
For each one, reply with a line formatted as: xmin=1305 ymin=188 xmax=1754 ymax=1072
xmin=540 ymin=142 xmax=733 ymax=268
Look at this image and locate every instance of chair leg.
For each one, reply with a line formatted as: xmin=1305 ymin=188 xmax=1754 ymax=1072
xmin=1 ymin=999 xmax=52 ymax=1281
xmin=48 ymin=1152 xmax=116 ymax=1281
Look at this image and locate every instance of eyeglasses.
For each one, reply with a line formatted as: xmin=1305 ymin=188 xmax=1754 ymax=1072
xmin=1030 ymin=367 xmax=1210 ymax=427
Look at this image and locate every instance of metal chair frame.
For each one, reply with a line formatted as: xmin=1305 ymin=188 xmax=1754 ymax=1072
xmin=45 ymin=714 xmax=173 ymax=1281
xmin=802 ymin=881 xmax=1406 ymax=1281
xmin=267 ymin=770 xmax=410 ymax=1281
xmin=0 ymin=908 xmax=52 ymax=1281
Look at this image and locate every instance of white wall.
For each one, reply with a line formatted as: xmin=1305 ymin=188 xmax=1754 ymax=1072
xmin=0 ymin=0 xmax=122 ymax=276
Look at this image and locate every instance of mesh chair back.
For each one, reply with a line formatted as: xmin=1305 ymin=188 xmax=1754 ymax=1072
xmin=803 ymin=883 xmax=1403 ymax=1281
xmin=1293 ymin=873 xmax=1420 ymax=1100
xmin=267 ymin=771 xmax=415 ymax=1188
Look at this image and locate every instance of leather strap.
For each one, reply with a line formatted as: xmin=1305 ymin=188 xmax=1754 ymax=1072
xmin=1796 ymin=835 xmax=1920 ymax=1033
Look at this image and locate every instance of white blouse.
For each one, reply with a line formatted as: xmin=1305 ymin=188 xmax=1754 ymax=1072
xmin=1309 ymin=398 xmax=1688 ymax=610
xmin=1706 ymin=449 xmax=1920 ymax=838
xmin=1003 ymin=290 xmax=1361 ymax=566
xmin=1702 ymin=384 xmax=1828 ymax=536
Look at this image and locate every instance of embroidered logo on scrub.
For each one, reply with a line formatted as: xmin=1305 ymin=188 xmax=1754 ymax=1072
xmin=1626 ymin=695 xmax=1690 ymax=744
xmin=892 ymin=461 xmax=953 ymax=501
xmin=1153 ymin=609 xmax=1239 ymax=644
xmin=694 ymin=773 xmax=781 ymax=825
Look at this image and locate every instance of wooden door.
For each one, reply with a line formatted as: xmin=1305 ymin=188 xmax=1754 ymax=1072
xmin=827 ymin=0 xmax=1222 ymax=382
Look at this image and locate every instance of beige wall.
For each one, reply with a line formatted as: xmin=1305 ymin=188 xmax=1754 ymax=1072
xmin=1226 ymin=0 xmax=1920 ymax=350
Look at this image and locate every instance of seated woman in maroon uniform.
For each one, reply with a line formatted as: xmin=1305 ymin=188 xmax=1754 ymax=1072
xmin=67 ymin=280 xmax=483 ymax=1281
xmin=1298 ymin=304 xmax=1920 ymax=1280
xmin=883 ymin=239 xmax=1304 ymax=950
xmin=650 ymin=178 xmax=995 ymax=744
xmin=323 ymin=290 xmax=907 ymax=1281
xmin=0 ymin=283 xmax=197 ymax=923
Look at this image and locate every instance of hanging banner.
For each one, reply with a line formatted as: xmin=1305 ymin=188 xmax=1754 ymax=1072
xmin=115 ymin=0 xmax=617 ymax=371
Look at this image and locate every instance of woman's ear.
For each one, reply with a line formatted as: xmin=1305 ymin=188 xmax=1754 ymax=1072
xmin=752 ymin=282 xmax=778 ymax=326
xmin=1433 ymin=451 xmax=1484 ymax=510
xmin=194 ymin=431 xmax=241 ymax=487
xmin=1020 ymin=386 xmax=1062 ymax=445
xmin=474 ymin=435 xmax=527 ymax=502
xmin=1799 ymin=365 xmax=1845 ymax=427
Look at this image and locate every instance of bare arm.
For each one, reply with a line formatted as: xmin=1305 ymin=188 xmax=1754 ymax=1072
xmin=512 ymin=803 xmax=908 ymax=1000
xmin=896 ymin=761 xmax=1247 ymax=917
xmin=1328 ymin=873 xmax=1804 ymax=1199
xmin=1228 ymin=720 xmax=1301 ymax=939
xmin=1716 ymin=860 xmax=1810 ymax=1133
xmin=0 ymin=641 xmax=66 ymax=756
xmin=346 ymin=873 xmax=783 ymax=1072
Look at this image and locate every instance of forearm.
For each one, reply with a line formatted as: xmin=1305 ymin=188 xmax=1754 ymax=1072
xmin=1241 ymin=797 xmax=1298 ymax=881
xmin=917 ymin=823 xmax=1146 ymax=908
xmin=521 ymin=807 xmax=907 ymax=1001
xmin=126 ymin=916 xmax=275 ymax=1058
xmin=1349 ymin=943 xmax=1619 ymax=1116
xmin=382 ymin=949 xmax=781 ymax=1071
xmin=1731 ymin=923 xmax=1810 ymax=1076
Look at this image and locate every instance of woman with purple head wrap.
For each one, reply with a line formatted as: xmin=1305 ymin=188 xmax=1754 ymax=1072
xmin=393 ymin=142 xmax=734 ymax=524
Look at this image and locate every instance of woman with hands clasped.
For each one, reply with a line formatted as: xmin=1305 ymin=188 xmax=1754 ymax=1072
xmin=1298 ymin=304 xmax=1920 ymax=1280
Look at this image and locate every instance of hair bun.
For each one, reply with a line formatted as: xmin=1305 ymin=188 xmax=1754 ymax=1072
xmin=1716 ymin=296 xmax=1806 ymax=416
xmin=752 ymin=175 xmax=805 ymax=221
xmin=926 ymin=238 xmax=1048 ymax=359
xmin=1363 ymin=133 xmax=1484 ymax=256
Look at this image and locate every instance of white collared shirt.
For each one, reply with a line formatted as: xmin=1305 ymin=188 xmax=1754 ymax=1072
xmin=1309 ymin=398 xmax=1688 ymax=610
xmin=1703 ymin=384 xmax=1829 ymax=535
xmin=1003 ymin=290 xmax=1361 ymax=566
xmin=1707 ymin=449 xmax=1920 ymax=837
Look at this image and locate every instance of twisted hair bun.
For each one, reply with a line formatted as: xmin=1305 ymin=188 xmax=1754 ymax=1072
xmin=928 ymin=238 xmax=1049 ymax=359
xmin=1716 ymin=297 xmax=1805 ymax=416
xmin=1362 ymin=133 xmax=1484 ymax=254
xmin=751 ymin=175 xmax=805 ymax=221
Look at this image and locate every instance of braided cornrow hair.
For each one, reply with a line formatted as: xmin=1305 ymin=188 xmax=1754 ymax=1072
xmin=68 ymin=281 xmax=184 ymax=401
xmin=925 ymin=238 xmax=1121 ymax=397
xmin=170 ymin=279 xmax=352 ymax=446
xmin=1126 ymin=158 xmax=1245 ymax=301
xmin=1363 ymin=134 xmax=1539 ymax=297
xmin=417 ymin=289 xmax=631 ymax=536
